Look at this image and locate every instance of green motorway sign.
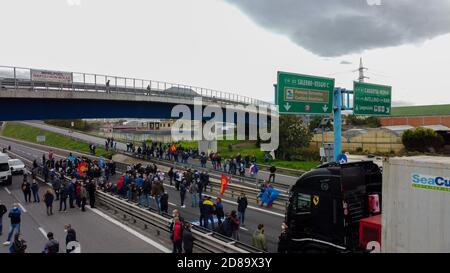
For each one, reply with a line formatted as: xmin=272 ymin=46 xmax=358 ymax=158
xmin=276 ymin=71 xmax=334 ymax=115
xmin=353 ymin=81 xmax=392 ymax=116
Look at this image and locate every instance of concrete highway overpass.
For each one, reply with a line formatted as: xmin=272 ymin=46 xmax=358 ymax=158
xmin=0 ymin=65 xmax=276 ymax=124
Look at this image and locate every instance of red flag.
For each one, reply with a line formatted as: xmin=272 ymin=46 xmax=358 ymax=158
xmin=77 ymin=162 xmax=88 ymax=176
xmin=170 ymin=144 xmax=177 ymax=154
xmin=220 ymin=174 xmax=230 ymax=195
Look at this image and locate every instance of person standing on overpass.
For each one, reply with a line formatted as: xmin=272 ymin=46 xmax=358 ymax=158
xmin=106 ymin=79 xmax=110 ymax=94
xmin=268 ymin=165 xmax=277 ymax=183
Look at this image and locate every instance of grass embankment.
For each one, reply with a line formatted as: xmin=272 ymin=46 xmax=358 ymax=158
xmin=79 ymin=131 xmax=318 ymax=171
xmin=180 ymin=139 xmax=319 ymax=171
xmin=1 ymin=122 xmax=113 ymax=158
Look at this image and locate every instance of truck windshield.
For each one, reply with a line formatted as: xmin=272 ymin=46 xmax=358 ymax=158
xmin=0 ymin=163 xmax=9 ymax=172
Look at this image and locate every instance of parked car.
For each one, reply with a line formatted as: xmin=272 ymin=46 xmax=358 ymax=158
xmin=0 ymin=153 xmax=12 ymax=185
xmin=8 ymin=159 xmax=26 ymax=174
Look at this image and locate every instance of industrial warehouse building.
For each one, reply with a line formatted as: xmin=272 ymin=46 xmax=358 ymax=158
xmin=311 ymin=104 xmax=450 ymax=154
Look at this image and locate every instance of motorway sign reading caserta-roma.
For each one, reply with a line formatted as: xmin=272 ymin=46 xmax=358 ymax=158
xmin=353 ymin=81 xmax=392 ymax=116
xmin=276 ymin=71 xmax=334 ymax=115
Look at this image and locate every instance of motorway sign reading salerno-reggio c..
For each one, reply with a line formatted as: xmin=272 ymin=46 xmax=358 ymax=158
xmin=276 ymin=71 xmax=334 ymax=115
xmin=353 ymin=81 xmax=392 ymax=116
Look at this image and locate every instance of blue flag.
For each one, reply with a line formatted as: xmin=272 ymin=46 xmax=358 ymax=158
xmin=67 ymin=155 xmax=76 ymax=163
xmin=99 ymin=156 xmax=105 ymax=168
xmin=260 ymin=187 xmax=280 ymax=206
xmin=267 ymin=187 xmax=280 ymax=205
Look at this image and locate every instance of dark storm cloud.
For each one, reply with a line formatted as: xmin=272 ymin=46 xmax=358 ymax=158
xmin=225 ymin=0 xmax=450 ymax=56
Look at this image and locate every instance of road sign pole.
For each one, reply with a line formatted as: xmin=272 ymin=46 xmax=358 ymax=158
xmin=333 ymin=87 xmax=342 ymax=161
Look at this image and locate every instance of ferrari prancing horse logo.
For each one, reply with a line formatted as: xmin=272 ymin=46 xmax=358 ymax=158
xmin=313 ymin=195 xmax=319 ymax=206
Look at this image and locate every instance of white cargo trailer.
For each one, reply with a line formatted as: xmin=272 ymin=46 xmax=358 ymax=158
xmin=382 ymin=156 xmax=450 ymax=252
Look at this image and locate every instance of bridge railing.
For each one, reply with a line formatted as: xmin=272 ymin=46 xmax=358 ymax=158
xmin=0 ymin=65 xmax=276 ymax=110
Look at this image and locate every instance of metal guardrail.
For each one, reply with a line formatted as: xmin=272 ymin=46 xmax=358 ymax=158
xmin=0 ymin=65 xmax=275 ymax=109
xmin=96 ymin=191 xmax=261 ymax=253
xmin=114 ymin=155 xmax=289 ymax=210
xmin=258 ymin=163 xmax=307 ymax=176
xmin=0 ymin=136 xmax=288 ymax=210
xmin=5 ymin=149 xmax=263 ymax=253
xmin=126 ymin=152 xmax=293 ymax=189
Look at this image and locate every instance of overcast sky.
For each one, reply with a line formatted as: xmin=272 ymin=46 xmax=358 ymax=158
xmin=1 ymin=0 xmax=450 ymax=106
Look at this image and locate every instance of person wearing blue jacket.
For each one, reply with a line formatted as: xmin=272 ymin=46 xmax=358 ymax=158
xmin=67 ymin=179 xmax=76 ymax=209
xmin=3 ymin=204 xmax=22 ymax=245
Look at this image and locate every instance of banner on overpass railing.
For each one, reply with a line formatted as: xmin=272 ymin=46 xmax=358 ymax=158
xmin=31 ymin=69 xmax=73 ymax=84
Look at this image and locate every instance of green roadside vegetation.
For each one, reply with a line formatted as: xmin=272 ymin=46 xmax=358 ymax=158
xmin=392 ymin=104 xmax=450 ymax=116
xmin=178 ymin=139 xmax=320 ymax=171
xmin=1 ymin=122 xmax=114 ymax=158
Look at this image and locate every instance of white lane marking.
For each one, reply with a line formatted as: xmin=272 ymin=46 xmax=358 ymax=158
xmin=164 ymin=184 xmax=285 ymax=218
xmin=4 ymin=187 xmax=11 ymax=194
xmin=240 ymin=227 xmax=249 ymax=231
xmin=38 ymin=227 xmax=48 ymax=238
xmin=88 ymin=207 xmax=171 ymax=253
xmin=168 ymin=202 xmax=177 ymax=206
xmin=18 ymin=203 xmax=27 ymax=213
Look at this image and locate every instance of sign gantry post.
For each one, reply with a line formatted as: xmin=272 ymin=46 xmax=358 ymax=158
xmin=333 ymin=88 xmax=342 ymax=161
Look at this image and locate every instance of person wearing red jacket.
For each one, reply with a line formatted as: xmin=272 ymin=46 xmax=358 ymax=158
xmin=116 ymin=176 xmax=124 ymax=195
xmin=230 ymin=210 xmax=241 ymax=241
xmin=172 ymin=217 xmax=183 ymax=253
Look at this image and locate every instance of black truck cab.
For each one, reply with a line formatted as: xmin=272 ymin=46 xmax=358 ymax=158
xmin=284 ymin=161 xmax=382 ymax=253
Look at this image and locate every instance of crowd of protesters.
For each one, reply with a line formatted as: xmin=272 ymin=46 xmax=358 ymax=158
xmin=0 ymin=141 xmax=288 ymax=253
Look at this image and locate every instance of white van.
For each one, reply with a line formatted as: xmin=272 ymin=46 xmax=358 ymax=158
xmin=0 ymin=152 xmax=12 ymax=185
